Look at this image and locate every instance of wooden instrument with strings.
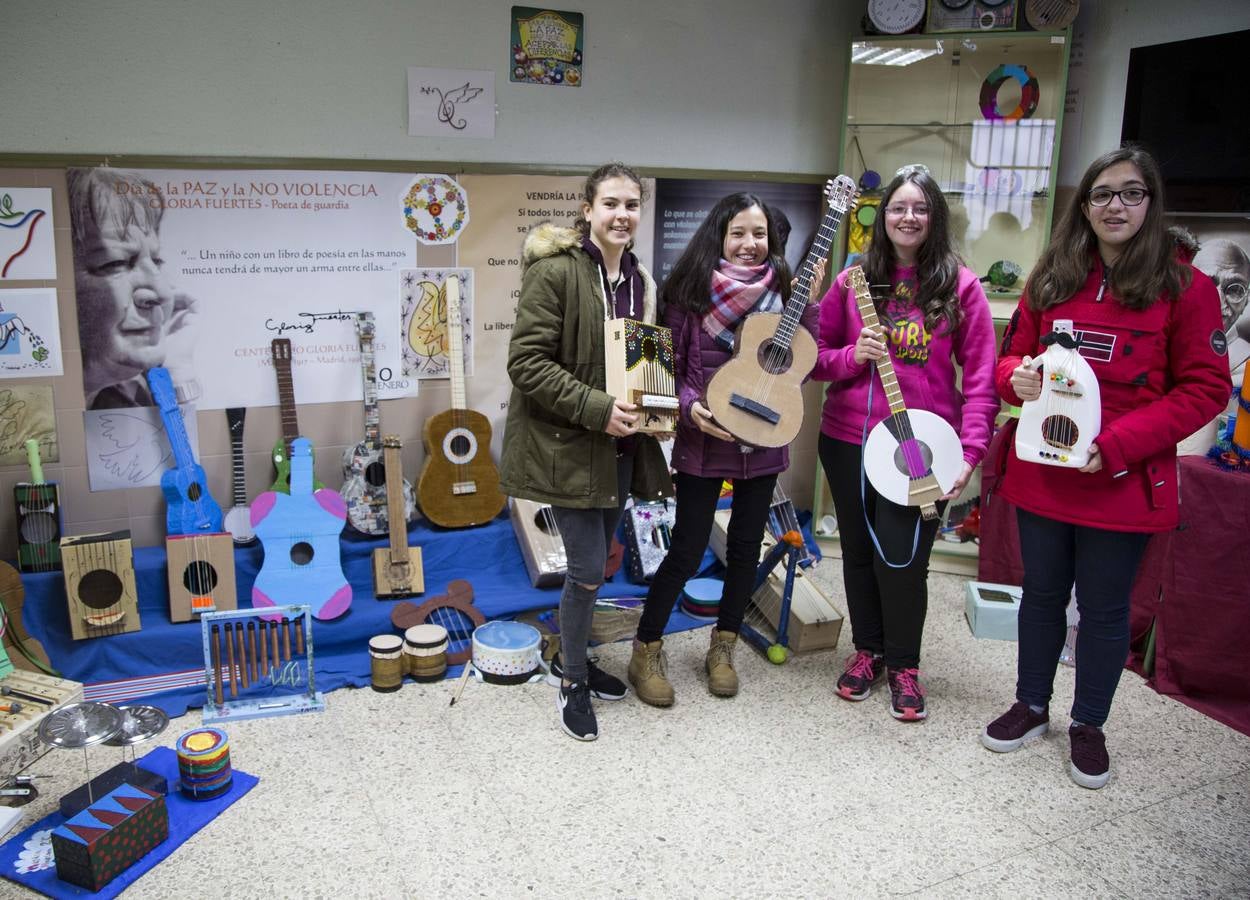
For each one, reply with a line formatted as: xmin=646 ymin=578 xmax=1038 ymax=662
xmin=391 ymin=579 xmax=484 ymax=667
xmin=604 ymin=318 xmax=678 ymax=433
xmin=509 ymin=496 xmax=567 ymax=588
xmin=15 ymin=438 xmax=62 ymax=572
xmin=417 ymin=275 xmax=506 ymax=528
xmin=371 ymin=435 xmax=424 ymax=598
xmin=60 ymin=531 xmax=141 ymax=639
xmin=167 ymin=532 xmax=238 ymax=623
xmin=223 ymin=408 xmax=255 ymax=544
xmin=849 ymin=267 xmax=963 ymax=521
xmin=706 ymin=176 xmax=857 ymax=448
xmin=1015 ymin=319 xmax=1101 ymax=468
xmin=269 ymin=338 xmax=324 ymax=493
xmin=0 ymin=560 xmax=54 ymax=673
xmin=342 ymin=312 xmax=415 ymax=535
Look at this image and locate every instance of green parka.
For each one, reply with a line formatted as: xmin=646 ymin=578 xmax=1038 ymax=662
xmin=500 ymin=223 xmax=673 ymax=509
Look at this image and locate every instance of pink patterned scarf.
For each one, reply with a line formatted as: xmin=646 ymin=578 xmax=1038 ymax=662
xmin=702 ymin=260 xmax=782 ymax=349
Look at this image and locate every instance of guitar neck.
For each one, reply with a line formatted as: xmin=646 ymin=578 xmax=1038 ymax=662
xmin=773 ymin=202 xmax=848 ymax=351
xmin=157 ymin=402 xmax=198 ymax=473
xmin=273 ymin=352 xmax=300 ymax=447
xmin=226 ymin=408 xmax=247 ymax=507
xmin=383 ymin=441 xmax=410 ymax=565
xmin=446 ymin=276 xmax=467 ymax=411
xmin=24 ymin=438 xmax=44 ymax=484
xmin=849 ymin=268 xmax=908 ymax=417
xmin=356 ymin=314 xmax=381 ymax=446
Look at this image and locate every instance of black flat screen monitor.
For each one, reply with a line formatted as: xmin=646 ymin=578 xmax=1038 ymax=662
xmin=1120 ymin=29 xmax=1250 ymax=214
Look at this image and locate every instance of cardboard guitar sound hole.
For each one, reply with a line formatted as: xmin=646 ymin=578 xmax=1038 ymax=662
xmin=449 ymin=434 xmax=471 ymax=456
xmin=19 ymin=511 xmax=57 ymax=543
xmin=183 ymin=561 xmax=219 ymax=594
xmin=365 ymin=461 xmax=387 ymax=487
xmin=187 ymin=482 xmax=202 ymax=502
xmin=757 ymin=340 xmax=793 ymax=375
xmin=290 ymin=541 xmax=314 ymax=565
xmin=79 ymin=569 xmax=123 ymax=609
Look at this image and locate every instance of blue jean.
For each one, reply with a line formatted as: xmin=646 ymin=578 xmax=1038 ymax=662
xmin=1015 ymin=508 xmax=1151 ymax=728
xmin=548 ymin=454 xmax=633 ymax=682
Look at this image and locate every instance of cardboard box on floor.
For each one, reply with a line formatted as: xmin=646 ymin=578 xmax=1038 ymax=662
xmin=709 ymin=509 xmax=843 ymax=654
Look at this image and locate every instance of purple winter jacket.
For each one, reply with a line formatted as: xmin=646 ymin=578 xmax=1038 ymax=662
xmin=667 ymin=300 xmax=821 ymax=480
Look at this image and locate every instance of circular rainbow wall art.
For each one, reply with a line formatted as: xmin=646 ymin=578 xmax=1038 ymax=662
xmin=979 ymin=64 xmax=1040 ymax=121
xmin=402 ymin=174 xmax=469 ymax=245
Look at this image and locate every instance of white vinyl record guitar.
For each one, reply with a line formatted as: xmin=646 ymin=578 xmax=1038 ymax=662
xmin=849 ymin=267 xmax=963 ymax=520
xmin=1015 ymin=319 xmax=1101 ymax=468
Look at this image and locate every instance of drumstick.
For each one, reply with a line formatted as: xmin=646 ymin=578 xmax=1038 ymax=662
xmin=295 ymin=618 xmax=305 ymax=656
xmin=269 ymin=620 xmax=279 ymax=667
xmin=211 ymin=624 xmax=224 ymax=706
xmin=225 ymin=623 xmax=238 ymax=698
xmin=282 ymin=618 xmax=292 ymax=661
xmin=247 ymin=622 xmax=258 ymax=681
xmin=235 ymin=623 xmax=249 ymax=689
xmin=449 ymin=662 xmax=473 ymax=707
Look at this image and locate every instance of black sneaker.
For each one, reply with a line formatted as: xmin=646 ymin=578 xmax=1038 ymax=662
xmin=981 ymin=702 xmax=1049 ymax=753
xmin=546 ymin=653 xmax=627 ymax=701
xmin=1069 ymin=723 xmax=1110 ymax=789
xmin=887 ymin=667 xmax=927 ymax=721
xmin=556 ymin=680 xmax=598 ymax=741
xmin=836 ymin=650 xmax=884 ymax=701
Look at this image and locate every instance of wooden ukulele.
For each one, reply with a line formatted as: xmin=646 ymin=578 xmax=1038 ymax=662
xmin=417 ymin=275 xmax=505 ymax=528
xmin=251 ymin=437 xmax=351 ymax=621
xmin=223 ymin=407 xmax=255 ymax=544
xmin=371 ymin=435 xmax=424 ymax=598
xmin=706 ymin=175 xmax=857 ymax=448
xmin=146 ymin=367 xmax=224 ymax=535
xmin=270 ymin=338 xmax=323 ymax=493
xmin=341 ymin=312 xmax=415 ymax=535
xmin=14 ymin=438 xmax=62 ymax=572
xmin=848 ymin=266 xmax=962 ymax=521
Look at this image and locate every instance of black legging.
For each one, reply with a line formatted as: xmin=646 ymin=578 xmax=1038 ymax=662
xmin=636 ymin=471 xmax=778 ymax=642
xmin=819 ymin=434 xmax=945 ymax=669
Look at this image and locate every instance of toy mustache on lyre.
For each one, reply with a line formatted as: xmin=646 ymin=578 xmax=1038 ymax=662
xmin=1014 ymin=319 xmax=1102 ymax=469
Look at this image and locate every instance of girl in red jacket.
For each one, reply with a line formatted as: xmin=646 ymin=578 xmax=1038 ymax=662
xmin=981 ymin=146 xmax=1229 ymax=788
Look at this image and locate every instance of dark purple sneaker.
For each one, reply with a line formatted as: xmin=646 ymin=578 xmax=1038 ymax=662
xmin=887 ymin=668 xmax=927 ymax=721
xmin=836 ymin=650 xmax=884 ymax=701
xmin=981 ymin=702 xmax=1050 ymax=752
xmin=1069 ymin=723 xmax=1110 ymax=789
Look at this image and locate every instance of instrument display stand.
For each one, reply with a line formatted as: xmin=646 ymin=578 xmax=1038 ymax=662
xmin=200 ymin=605 xmax=324 ymax=724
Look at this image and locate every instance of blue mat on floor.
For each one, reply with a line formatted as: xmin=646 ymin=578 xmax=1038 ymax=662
xmin=0 ymin=746 xmax=257 ymax=899
xmin=18 ymin=506 xmax=816 ymax=716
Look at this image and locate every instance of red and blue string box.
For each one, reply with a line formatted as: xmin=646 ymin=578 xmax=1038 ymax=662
xmin=50 ymin=782 xmax=168 ymax=891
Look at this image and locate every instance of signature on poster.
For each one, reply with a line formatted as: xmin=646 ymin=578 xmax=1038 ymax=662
xmin=95 ymin=413 xmax=174 ymax=485
xmin=265 ymin=309 xmax=356 ymax=335
xmin=420 ymin=83 xmax=485 ymax=131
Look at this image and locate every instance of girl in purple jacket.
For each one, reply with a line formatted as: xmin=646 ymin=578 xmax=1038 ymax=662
xmin=812 ymin=166 xmax=998 ymax=721
xmin=629 ymin=192 xmax=818 ymax=706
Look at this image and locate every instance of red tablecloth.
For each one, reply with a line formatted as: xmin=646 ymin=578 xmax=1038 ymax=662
xmin=979 ymin=434 xmax=1250 ymax=737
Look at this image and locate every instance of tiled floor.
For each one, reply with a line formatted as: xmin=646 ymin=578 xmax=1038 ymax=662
xmin=5 ymin=562 xmax=1248 ymax=898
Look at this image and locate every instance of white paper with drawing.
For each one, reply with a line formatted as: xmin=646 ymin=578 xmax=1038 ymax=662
xmin=0 ymin=188 xmax=56 ymax=281
xmin=67 ymin=168 xmax=437 ymax=411
xmin=84 ymin=405 xmax=202 ymax=491
xmin=407 ymin=67 xmax=495 ymax=139
xmin=0 ymin=288 xmax=63 ymax=378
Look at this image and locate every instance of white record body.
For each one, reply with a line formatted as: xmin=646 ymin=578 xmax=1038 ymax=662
xmin=863 ymin=409 xmax=963 ymax=507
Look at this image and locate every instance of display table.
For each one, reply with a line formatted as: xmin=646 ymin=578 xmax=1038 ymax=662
xmin=979 ymin=450 xmax=1250 ymax=737
xmin=18 ymin=512 xmax=722 ymax=718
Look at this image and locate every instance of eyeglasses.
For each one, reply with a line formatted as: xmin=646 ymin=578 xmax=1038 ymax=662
xmin=1087 ymin=187 xmax=1150 ymax=207
xmin=884 ymin=205 xmax=929 ymax=218
xmin=1221 ymin=281 xmax=1247 ymax=302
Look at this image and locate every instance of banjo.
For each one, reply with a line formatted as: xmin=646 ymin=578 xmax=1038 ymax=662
xmin=849 ymin=266 xmax=963 ymax=520
xmin=1015 ymin=319 xmax=1101 ymax=468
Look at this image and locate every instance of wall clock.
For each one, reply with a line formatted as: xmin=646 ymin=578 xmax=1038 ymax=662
xmin=867 ymin=0 xmax=926 ymax=35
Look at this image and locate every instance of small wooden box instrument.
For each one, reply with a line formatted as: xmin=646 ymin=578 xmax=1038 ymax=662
xmin=509 ymin=496 xmax=567 ymax=588
xmin=167 ymin=532 xmax=238 ymax=623
xmin=1016 ymin=319 xmax=1102 ymax=468
xmin=604 ymin=318 xmax=678 ymax=433
xmin=61 ymin=531 xmax=141 ymax=640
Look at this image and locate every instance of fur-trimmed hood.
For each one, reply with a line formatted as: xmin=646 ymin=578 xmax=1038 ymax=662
xmin=521 ymin=222 xmax=581 ymax=272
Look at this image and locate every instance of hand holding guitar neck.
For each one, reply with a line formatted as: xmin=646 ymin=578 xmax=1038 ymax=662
xmin=1010 ymin=355 xmax=1042 ymax=402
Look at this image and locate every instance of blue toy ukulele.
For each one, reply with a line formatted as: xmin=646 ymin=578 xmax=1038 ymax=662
xmin=146 ymin=367 xmax=224 ymax=535
xmin=251 ymin=437 xmax=352 ymax=621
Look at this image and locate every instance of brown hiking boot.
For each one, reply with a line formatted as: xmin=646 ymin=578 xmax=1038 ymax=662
xmin=705 ymin=629 xmax=739 ymax=697
xmin=628 ymin=639 xmax=675 ymax=708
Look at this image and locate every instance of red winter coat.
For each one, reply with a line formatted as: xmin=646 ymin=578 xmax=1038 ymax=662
xmin=995 ymin=254 xmax=1229 ymax=532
